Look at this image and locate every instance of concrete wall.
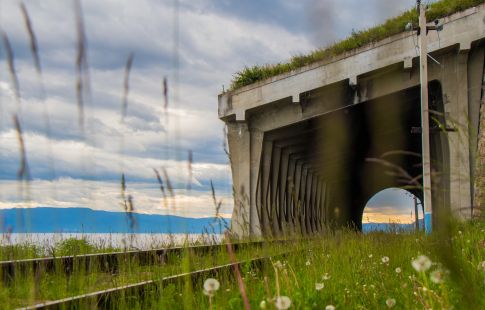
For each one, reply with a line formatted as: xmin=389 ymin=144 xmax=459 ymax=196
xmin=220 ymin=5 xmax=485 ymax=237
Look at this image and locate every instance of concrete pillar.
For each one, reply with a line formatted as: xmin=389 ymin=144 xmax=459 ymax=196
xmin=287 ymin=157 xmax=297 ymax=230
xmin=473 ymin=46 xmax=485 ymax=216
xmin=278 ymin=149 xmax=290 ymax=234
xmin=226 ymin=122 xmax=251 ymax=237
xmin=441 ymin=51 xmax=473 ymax=219
xmin=270 ymin=146 xmax=282 ymax=236
xmin=249 ymin=129 xmax=264 ymax=236
xmin=261 ymin=140 xmax=274 ymax=236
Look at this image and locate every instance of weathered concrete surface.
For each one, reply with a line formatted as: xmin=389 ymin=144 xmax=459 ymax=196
xmin=219 ymin=5 xmax=485 ymax=237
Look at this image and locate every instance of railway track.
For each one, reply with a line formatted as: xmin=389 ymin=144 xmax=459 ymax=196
xmin=0 ymin=240 xmax=288 ymax=283
xmin=20 ymin=252 xmax=283 ymax=310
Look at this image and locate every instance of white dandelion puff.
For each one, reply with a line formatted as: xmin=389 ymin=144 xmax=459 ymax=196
xmin=395 ymin=267 xmax=402 ymax=274
xmin=382 ymin=256 xmax=390 ymax=264
xmin=306 ymin=260 xmax=311 ymax=266
xmin=274 ymin=260 xmax=284 ymax=269
xmin=275 ymin=296 xmax=291 ymax=310
xmin=412 ymin=255 xmax=432 ymax=272
xmin=478 ymin=261 xmax=485 ymax=271
xmin=203 ymin=278 xmax=220 ymax=296
xmin=322 ymin=273 xmax=331 ymax=280
xmin=386 ymin=298 xmax=396 ymax=308
xmin=260 ymin=300 xmax=267 ymax=309
xmin=430 ymin=270 xmax=444 ymax=284
xmin=325 ymin=305 xmax=335 ymax=310
xmin=315 ymin=283 xmax=324 ymax=291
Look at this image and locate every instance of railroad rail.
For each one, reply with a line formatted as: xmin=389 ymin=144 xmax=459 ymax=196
xmin=20 ymin=252 xmax=284 ymax=310
xmin=1 ymin=240 xmax=288 ymax=283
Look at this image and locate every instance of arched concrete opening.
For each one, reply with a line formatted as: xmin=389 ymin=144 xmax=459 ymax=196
xmin=254 ymin=80 xmax=450 ymax=236
xmin=362 ymin=188 xmax=423 ymax=232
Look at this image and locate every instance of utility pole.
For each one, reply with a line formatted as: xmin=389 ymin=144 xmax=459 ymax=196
xmin=414 ymin=196 xmax=419 ymax=231
xmin=417 ymin=0 xmax=433 ymax=234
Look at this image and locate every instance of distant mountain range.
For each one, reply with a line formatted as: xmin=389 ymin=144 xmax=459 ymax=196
xmin=0 ymin=207 xmax=422 ymax=234
xmin=0 ymin=207 xmax=229 ymax=234
xmin=363 ymin=221 xmax=424 ymax=233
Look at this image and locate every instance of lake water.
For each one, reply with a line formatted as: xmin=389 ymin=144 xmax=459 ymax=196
xmin=1 ymin=233 xmax=223 ymax=250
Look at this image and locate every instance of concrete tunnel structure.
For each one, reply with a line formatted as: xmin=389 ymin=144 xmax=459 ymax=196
xmin=218 ymin=5 xmax=485 ymax=237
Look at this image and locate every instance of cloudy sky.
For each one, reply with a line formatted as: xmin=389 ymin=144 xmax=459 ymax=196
xmin=0 ymin=0 xmax=423 ymax=223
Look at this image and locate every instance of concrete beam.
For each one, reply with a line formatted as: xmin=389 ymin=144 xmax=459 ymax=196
xmin=219 ymin=5 xmax=485 ymax=120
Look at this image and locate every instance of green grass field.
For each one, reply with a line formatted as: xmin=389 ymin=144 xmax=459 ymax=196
xmin=2 ymin=220 xmax=484 ymax=309
xmin=134 ymin=221 xmax=485 ymax=309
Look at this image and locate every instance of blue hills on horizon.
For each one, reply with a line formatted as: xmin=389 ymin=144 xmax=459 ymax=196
xmin=362 ymin=220 xmax=424 ymax=233
xmin=0 ymin=207 xmax=229 ymax=234
xmin=0 ymin=207 xmax=421 ymax=234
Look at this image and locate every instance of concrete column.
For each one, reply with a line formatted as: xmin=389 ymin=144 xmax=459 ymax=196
xmin=468 ymin=47 xmax=485 ymax=196
xmin=441 ymin=51 xmax=473 ymax=219
xmin=287 ymin=157 xmax=297 ymax=230
xmin=249 ymin=129 xmax=264 ymax=236
xmin=300 ymin=166 xmax=309 ymax=234
xmin=261 ymin=140 xmax=274 ymax=236
xmin=311 ymin=176 xmax=319 ymax=232
xmin=278 ymin=149 xmax=290 ymax=234
xmin=226 ymin=122 xmax=251 ymax=237
xmin=294 ymin=161 xmax=303 ymax=233
xmin=270 ymin=146 xmax=282 ymax=236
xmin=304 ymin=169 xmax=313 ymax=234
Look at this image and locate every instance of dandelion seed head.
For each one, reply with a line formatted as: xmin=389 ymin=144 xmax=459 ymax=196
xmin=325 ymin=305 xmax=335 ymax=310
xmin=386 ymin=298 xmax=396 ymax=308
xmin=395 ymin=267 xmax=402 ymax=274
xmin=479 ymin=261 xmax=485 ymax=271
xmin=322 ymin=273 xmax=331 ymax=280
xmin=306 ymin=260 xmax=311 ymax=266
xmin=274 ymin=260 xmax=284 ymax=269
xmin=260 ymin=300 xmax=267 ymax=309
xmin=430 ymin=270 xmax=444 ymax=284
xmin=203 ymin=278 xmax=220 ymax=295
xmin=274 ymin=296 xmax=291 ymax=310
xmin=315 ymin=282 xmax=324 ymax=291
xmin=382 ymin=256 xmax=390 ymax=263
xmin=412 ymin=255 xmax=432 ymax=272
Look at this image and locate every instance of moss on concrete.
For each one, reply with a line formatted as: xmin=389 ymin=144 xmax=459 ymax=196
xmin=230 ymin=0 xmax=484 ymax=91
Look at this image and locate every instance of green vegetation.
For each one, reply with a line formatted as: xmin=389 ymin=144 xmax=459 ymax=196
xmin=0 ymin=238 xmax=284 ymax=309
xmin=0 ymin=237 xmax=119 ymax=260
xmin=230 ymin=0 xmax=484 ymax=91
xmin=130 ymin=221 xmax=485 ymax=309
xmin=2 ymin=221 xmax=483 ymax=309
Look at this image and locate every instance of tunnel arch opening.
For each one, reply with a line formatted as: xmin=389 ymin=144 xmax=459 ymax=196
xmin=362 ymin=188 xmax=423 ymax=232
xmin=252 ymin=79 xmax=450 ymax=237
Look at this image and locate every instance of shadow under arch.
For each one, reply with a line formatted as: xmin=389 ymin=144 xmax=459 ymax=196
xmin=314 ymin=80 xmax=450 ymax=231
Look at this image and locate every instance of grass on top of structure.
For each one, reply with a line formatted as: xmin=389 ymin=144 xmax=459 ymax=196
xmin=229 ymin=0 xmax=484 ymax=91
